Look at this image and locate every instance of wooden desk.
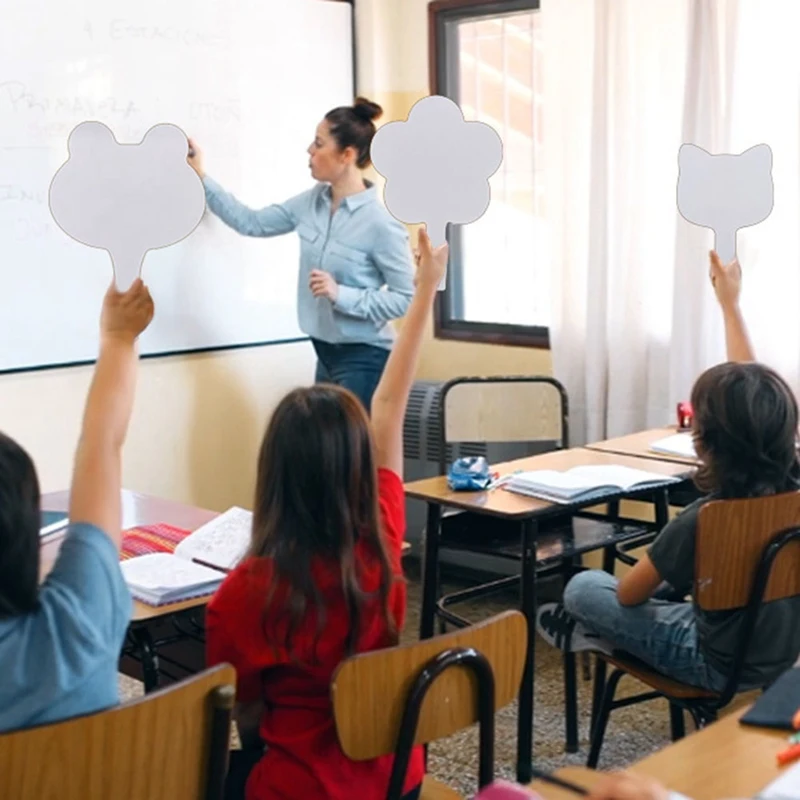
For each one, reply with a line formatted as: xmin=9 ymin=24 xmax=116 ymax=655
xmin=405 ymin=448 xmax=694 ymax=518
xmin=584 ymin=427 xmax=699 ymax=467
xmin=41 ymin=490 xmax=412 ymax=690
xmin=405 ymin=448 xmax=694 ymax=785
xmin=530 ymin=707 xmax=788 ymax=800
xmin=41 ymin=490 xmax=218 ymax=623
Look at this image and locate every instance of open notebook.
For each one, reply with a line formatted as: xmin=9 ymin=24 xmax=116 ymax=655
xmin=649 ymin=432 xmax=697 ymax=460
xmin=503 ymin=465 xmax=682 ymax=504
xmin=120 ymin=506 xmax=253 ymax=606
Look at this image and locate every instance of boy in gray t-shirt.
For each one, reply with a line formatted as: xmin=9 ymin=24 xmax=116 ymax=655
xmin=537 ymin=359 xmax=800 ymax=692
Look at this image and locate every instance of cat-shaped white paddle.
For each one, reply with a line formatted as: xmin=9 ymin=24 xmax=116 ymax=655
xmin=676 ymin=143 xmax=774 ymax=264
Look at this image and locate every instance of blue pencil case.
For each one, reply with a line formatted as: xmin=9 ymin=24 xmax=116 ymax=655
xmin=447 ymin=456 xmax=492 ymax=491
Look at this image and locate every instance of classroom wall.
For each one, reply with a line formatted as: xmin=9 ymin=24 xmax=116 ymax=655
xmin=355 ymin=0 xmax=553 ymax=381
xmin=0 ymin=342 xmax=315 ymax=510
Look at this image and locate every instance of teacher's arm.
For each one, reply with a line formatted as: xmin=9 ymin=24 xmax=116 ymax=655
xmin=203 ymin=176 xmax=310 ymax=238
xmin=332 ymin=217 xmax=414 ymax=323
xmin=188 ymin=137 xmax=308 ymax=238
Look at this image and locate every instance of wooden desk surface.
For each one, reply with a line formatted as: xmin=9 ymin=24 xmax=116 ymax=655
xmin=585 ymin=426 xmax=699 ymax=467
xmin=40 ymin=490 xmax=220 ymax=622
xmin=530 ymin=707 xmax=789 ymax=800
xmin=40 ymin=490 xmax=412 ymax=622
xmin=404 ymin=448 xmax=694 ymax=519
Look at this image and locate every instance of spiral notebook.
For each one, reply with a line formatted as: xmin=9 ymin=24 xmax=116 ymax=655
xmin=120 ymin=553 xmax=225 ymax=606
xmin=119 ymin=507 xmax=253 ymax=606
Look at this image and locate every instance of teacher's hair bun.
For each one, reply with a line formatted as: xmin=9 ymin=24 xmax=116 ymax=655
xmin=353 ymin=97 xmax=383 ymax=123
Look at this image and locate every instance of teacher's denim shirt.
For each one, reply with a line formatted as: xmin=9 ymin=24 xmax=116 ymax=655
xmin=203 ymin=176 xmax=414 ymax=349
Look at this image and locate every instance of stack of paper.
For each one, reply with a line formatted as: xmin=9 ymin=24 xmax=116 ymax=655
xmin=504 ymin=465 xmax=681 ymax=505
xmin=756 ymin=760 xmax=800 ymax=798
xmin=649 ymin=432 xmax=697 ymax=460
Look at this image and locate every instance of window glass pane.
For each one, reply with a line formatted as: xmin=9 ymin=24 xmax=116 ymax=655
xmin=453 ymin=10 xmax=545 ymax=327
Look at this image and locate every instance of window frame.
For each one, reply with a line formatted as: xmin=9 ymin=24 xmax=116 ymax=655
xmin=428 ymin=0 xmax=548 ymax=348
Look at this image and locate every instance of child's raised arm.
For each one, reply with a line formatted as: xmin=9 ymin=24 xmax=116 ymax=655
xmin=709 ymin=250 xmax=755 ymax=362
xmin=68 ymin=279 xmax=154 ymax=547
xmin=371 ymin=227 xmax=448 ymax=476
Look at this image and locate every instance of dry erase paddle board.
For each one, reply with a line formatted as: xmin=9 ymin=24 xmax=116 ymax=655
xmin=49 ymin=121 xmax=205 ymax=291
xmin=369 ymin=95 xmax=503 ymax=289
xmin=676 ymin=143 xmax=774 ymax=265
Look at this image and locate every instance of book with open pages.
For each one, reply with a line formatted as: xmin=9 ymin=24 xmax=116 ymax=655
xmin=502 ymin=464 xmax=682 ymax=505
xmin=119 ymin=506 xmax=253 ymax=606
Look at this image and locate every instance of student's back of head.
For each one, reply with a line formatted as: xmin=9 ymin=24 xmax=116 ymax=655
xmin=249 ymin=383 xmax=396 ymax=656
xmin=691 ymin=361 xmax=800 ymax=498
xmin=0 ymin=432 xmax=41 ymax=618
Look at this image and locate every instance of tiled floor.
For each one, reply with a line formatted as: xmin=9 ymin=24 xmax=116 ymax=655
xmin=117 ymin=572 xmax=693 ymax=797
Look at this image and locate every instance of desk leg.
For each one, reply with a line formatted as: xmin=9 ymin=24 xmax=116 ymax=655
xmin=655 ymin=488 xmax=669 ymax=530
xmin=517 ymin=517 xmax=537 ymax=784
xmin=131 ymin=626 xmax=160 ymax=693
xmin=419 ymin=502 xmax=442 ymax=641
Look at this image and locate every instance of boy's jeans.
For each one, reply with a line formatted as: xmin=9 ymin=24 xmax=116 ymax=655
xmin=564 ymin=570 xmax=728 ymax=692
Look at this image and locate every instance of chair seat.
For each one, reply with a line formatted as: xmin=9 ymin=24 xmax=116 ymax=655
xmin=421 ymin=775 xmax=464 ymax=800
xmin=598 ymin=650 xmax=719 ymax=700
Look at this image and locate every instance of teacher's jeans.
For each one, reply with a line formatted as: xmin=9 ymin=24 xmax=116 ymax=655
xmin=312 ymin=339 xmax=390 ymax=414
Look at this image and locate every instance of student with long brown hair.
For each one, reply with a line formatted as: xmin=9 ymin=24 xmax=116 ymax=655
xmin=205 ymin=228 xmax=448 ymax=800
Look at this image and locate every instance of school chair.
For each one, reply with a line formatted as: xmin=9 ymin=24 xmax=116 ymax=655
xmin=0 ymin=663 xmax=236 ymax=800
xmin=330 ymin=609 xmax=527 ymax=800
xmin=585 ymin=492 xmax=800 ymax=768
xmin=430 ymin=375 xmax=654 ymax=753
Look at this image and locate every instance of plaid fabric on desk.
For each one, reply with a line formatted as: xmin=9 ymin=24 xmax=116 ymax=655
xmin=120 ymin=523 xmax=191 ymax=561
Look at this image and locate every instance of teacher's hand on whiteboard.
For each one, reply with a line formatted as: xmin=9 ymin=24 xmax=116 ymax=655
xmin=309 ymin=269 xmax=339 ymax=302
xmin=187 ymin=137 xmax=205 ymax=179
xmin=100 ymin=278 xmax=155 ymax=345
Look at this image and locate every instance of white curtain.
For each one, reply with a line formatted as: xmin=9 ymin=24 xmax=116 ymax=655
xmin=542 ymin=0 xmax=800 ymax=445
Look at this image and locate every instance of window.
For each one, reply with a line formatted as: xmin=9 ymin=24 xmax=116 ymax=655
xmin=429 ymin=0 xmax=546 ymax=347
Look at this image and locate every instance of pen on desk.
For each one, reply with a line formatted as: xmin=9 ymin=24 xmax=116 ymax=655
xmin=529 ymin=768 xmax=589 ymax=796
xmin=487 ymin=469 xmax=523 ymax=491
xmin=776 ymin=741 xmax=800 ymax=766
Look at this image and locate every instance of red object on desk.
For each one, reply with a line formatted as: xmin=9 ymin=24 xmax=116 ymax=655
xmin=120 ymin=522 xmax=191 ymax=560
xmin=677 ymin=401 xmax=694 ymax=429
xmin=777 ymin=741 xmax=800 ymax=766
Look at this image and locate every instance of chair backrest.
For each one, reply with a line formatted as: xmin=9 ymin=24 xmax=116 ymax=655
xmin=695 ymin=492 xmax=800 ymax=611
xmin=0 ymin=664 xmax=236 ymax=800
xmin=440 ymin=377 xmax=568 ymax=467
xmin=330 ymin=610 xmax=527 ymax=760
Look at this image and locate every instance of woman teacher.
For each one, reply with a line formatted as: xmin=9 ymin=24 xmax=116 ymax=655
xmin=187 ymin=97 xmax=415 ymax=412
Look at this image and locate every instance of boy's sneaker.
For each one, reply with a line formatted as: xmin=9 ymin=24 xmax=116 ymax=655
xmin=535 ymin=603 xmax=613 ymax=656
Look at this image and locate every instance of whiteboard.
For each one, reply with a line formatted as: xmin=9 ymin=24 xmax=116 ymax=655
xmin=0 ymin=0 xmax=353 ymax=373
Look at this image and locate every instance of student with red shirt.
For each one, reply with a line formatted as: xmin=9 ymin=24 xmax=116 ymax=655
xmin=206 ymin=227 xmax=449 ymax=800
